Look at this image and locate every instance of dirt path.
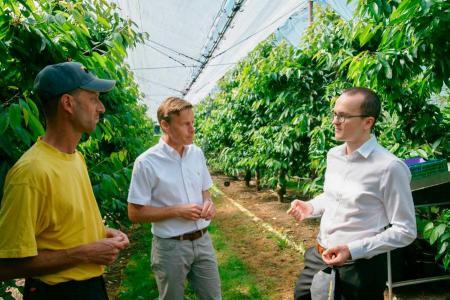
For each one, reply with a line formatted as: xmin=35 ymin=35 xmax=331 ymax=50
xmin=212 ymin=175 xmax=319 ymax=299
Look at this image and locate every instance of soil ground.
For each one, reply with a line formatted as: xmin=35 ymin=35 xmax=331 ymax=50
xmin=104 ymin=174 xmax=449 ymax=299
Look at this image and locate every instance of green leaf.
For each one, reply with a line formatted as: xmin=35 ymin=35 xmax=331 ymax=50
xmin=389 ymin=143 xmax=400 ymax=153
xmin=438 ymin=241 xmax=447 ymax=256
xmin=369 ymin=2 xmax=379 ymax=16
xmin=28 ymin=114 xmax=45 ymax=137
xmin=14 ymin=127 xmax=32 ymax=146
xmin=384 ymin=63 xmax=393 ymax=79
xmin=0 ymin=113 xmax=9 ymax=134
xmin=8 ymin=103 xmax=21 ymax=129
xmin=22 ymin=107 xmax=29 ymax=126
xmin=423 ymin=222 xmax=434 ymax=236
xmin=358 ymin=23 xmax=379 ymax=46
xmin=27 ymin=99 xmax=40 ymax=116
xmin=430 ymin=224 xmax=446 ymax=245
xmin=55 ymin=13 xmax=66 ymax=24
xmin=417 ymin=149 xmax=428 ymax=159
xmin=440 ymin=232 xmax=450 ymax=242
xmin=97 ymin=16 xmax=111 ymax=29
xmin=431 ymin=138 xmax=442 ymax=150
xmin=118 ymin=150 xmax=126 ymax=162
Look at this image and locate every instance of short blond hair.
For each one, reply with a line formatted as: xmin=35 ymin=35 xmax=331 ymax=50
xmin=157 ymin=96 xmax=193 ymax=124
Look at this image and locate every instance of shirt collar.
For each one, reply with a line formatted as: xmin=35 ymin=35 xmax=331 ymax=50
xmin=355 ymin=135 xmax=377 ymax=159
xmin=159 ymin=137 xmax=190 ymax=158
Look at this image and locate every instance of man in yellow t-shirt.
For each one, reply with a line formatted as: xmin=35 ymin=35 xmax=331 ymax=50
xmin=0 ymin=62 xmax=129 ymax=300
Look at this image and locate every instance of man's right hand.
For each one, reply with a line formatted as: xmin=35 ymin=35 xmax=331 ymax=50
xmin=287 ymin=199 xmax=313 ymax=221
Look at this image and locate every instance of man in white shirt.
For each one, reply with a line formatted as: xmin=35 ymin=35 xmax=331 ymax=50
xmin=289 ymin=87 xmax=417 ymax=300
xmin=127 ymin=97 xmax=221 ymax=300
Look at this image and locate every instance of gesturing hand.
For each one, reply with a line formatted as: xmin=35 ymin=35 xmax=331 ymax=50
xmin=287 ymin=199 xmax=313 ymax=222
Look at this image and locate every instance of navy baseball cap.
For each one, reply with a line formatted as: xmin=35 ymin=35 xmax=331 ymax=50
xmin=34 ymin=61 xmax=116 ymax=96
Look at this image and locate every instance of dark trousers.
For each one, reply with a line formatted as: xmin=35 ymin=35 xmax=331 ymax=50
xmin=294 ymin=247 xmax=387 ymax=300
xmin=24 ymin=276 xmax=109 ymax=300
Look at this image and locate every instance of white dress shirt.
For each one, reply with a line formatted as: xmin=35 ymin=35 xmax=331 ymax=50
xmin=127 ymin=139 xmax=213 ymax=238
xmin=311 ymin=135 xmax=417 ymax=260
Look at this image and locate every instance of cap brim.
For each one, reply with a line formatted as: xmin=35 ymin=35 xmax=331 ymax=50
xmin=80 ymin=78 xmax=116 ymax=93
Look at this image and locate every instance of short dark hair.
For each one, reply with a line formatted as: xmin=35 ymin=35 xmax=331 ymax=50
xmin=343 ymin=87 xmax=381 ymax=127
xmin=36 ymin=91 xmax=62 ymax=120
xmin=36 ymin=89 xmax=81 ymax=120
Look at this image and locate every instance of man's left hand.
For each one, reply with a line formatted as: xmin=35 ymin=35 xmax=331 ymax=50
xmin=201 ymin=200 xmax=216 ymax=220
xmin=322 ymin=245 xmax=351 ymax=266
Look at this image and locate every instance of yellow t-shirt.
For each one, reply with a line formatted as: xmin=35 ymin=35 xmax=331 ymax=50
xmin=0 ymin=138 xmax=106 ymax=284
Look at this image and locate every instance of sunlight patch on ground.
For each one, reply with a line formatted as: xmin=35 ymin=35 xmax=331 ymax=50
xmin=212 ymin=185 xmax=305 ymax=255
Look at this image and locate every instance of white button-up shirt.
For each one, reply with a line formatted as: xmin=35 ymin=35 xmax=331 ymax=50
xmin=311 ymin=136 xmax=417 ymax=260
xmin=127 ymin=139 xmax=213 ymax=238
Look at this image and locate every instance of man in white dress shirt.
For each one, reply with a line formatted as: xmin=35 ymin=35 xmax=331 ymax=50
xmin=127 ymin=97 xmax=221 ymax=299
xmin=289 ymin=87 xmax=417 ymax=300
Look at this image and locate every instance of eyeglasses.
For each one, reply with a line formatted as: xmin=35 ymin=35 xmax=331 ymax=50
xmin=331 ymin=112 xmax=370 ymax=123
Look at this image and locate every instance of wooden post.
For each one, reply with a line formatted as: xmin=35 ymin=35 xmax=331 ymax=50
xmin=308 ymin=0 xmax=313 ymax=25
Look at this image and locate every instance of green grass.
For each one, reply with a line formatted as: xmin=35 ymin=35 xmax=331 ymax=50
xmin=208 ymin=223 xmax=265 ymax=300
xmin=116 ymin=222 xmax=265 ymax=299
xmin=264 ymin=232 xmax=289 ymax=251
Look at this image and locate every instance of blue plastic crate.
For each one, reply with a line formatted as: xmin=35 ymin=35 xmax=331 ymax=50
xmin=404 ymin=158 xmax=448 ymax=179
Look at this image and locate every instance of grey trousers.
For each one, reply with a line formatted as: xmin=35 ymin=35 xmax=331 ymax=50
xmin=151 ymin=232 xmax=221 ymax=300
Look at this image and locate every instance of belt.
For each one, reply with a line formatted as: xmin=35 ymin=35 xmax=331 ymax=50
xmin=169 ymin=227 xmax=208 ymax=241
xmin=316 ymin=243 xmax=326 ymax=255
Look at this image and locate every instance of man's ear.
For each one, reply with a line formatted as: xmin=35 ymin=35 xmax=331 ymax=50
xmin=160 ymin=119 xmax=170 ymax=133
xmin=59 ymin=93 xmax=75 ymax=114
xmin=365 ymin=116 xmax=375 ymax=131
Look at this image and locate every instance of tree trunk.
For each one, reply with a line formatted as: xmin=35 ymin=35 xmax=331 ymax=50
xmin=256 ymin=168 xmax=261 ymax=191
xmin=244 ymin=169 xmax=251 ymax=187
xmin=277 ymin=169 xmax=288 ymax=202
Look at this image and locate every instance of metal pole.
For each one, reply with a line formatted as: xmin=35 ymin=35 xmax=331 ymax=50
xmin=308 ymin=0 xmax=313 ymax=25
xmin=387 ymin=251 xmax=393 ymax=300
